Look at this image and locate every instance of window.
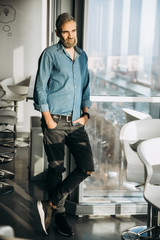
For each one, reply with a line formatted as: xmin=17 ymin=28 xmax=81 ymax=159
xmin=84 ymin=0 xmax=160 ymax=93
xmin=78 ymin=0 xmax=160 ymax=205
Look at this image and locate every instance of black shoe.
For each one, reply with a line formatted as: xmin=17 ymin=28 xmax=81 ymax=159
xmin=37 ymin=200 xmax=53 ymax=235
xmin=54 ymin=212 xmax=74 ymax=237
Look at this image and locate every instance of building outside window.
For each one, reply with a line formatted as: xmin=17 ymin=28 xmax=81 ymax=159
xmin=79 ymin=0 xmax=160 ymax=205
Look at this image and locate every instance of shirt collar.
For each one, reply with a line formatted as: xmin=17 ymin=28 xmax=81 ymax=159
xmin=57 ymin=41 xmax=82 ymax=55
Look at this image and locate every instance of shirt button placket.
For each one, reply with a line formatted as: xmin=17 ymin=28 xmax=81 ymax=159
xmin=72 ymin=63 xmax=76 ymax=120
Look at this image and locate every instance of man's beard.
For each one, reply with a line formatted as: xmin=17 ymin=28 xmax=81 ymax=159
xmin=60 ymin=37 xmax=77 ymax=48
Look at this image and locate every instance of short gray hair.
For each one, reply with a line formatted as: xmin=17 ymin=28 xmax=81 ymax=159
xmin=56 ymin=13 xmax=76 ymax=33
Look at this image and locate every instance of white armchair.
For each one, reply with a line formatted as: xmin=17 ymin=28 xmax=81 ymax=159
xmin=122 ymin=108 xmax=152 ymax=123
xmin=120 ymin=119 xmax=160 ymax=184
xmin=120 ymin=119 xmax=160 ymax=239
xmin=137 ymin=137 xmax=160 ymax=238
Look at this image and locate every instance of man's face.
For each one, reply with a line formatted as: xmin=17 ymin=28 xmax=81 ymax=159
xmin=58 ymin=20 xmax=77 ymax=48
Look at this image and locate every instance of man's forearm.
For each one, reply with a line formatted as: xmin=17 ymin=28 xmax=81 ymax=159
xmin=42 ymin=111 xmax=52 ymax=121
xmin=42 ymin=111 xmax=57 ymax=129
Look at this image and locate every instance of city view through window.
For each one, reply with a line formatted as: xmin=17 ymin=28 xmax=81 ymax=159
xmin=86 ymin=0 xmax=160 ymax=95
xmin=80 ymin=0 xmax=160 ymax=202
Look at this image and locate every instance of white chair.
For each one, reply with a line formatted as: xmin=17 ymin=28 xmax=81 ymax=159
xmin=0 ymin=109 xmax=16 ymax=118
xmin=0 ymin=77 xmax=30 ymax=148
xmin=0 ymin=78 xmax=30 ymax=195
xmin=120 ymin=119 xmax=160 ymax=184
xmin=7 ymin=76 xmax=30 ymax=95
xmin=0 ymin=109 xmax=17 ymax=149
xmin=120 ymin=119 xmax=160 ymax=239
xmin=0 ymin=182 xmax=14 ymax=196
xmin=122 ymin=108 xmax=152 ymax=123
xmin=0 ymin=101 xmax=14 ymax=109
xmin=0 ymin=112 xmax=16 ymax=194
xmin=0 ymin=152 xmax=15 ymax=163
xmin=0 ymin=89 xmax=5 ymax=98
xmin=137 ymin=137 xmax=160 ymax=238
xmin=0 ymin=77 xmax=27 ymax=102
xmin=0 ymin=88 xmax=14 ymax=108
xmin=0 ymin=225 xmax=14 ymax=238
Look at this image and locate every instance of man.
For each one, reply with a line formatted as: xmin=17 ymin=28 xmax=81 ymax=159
xmin=33 ymin=13 xmax=94 ymax=237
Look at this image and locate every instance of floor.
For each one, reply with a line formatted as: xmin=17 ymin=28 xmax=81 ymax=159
xmin=0 ymin=145 xmax=147 ymax=240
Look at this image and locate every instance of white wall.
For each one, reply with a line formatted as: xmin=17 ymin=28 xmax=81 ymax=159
xmin=0 ymin=0 xmax=48 ymax=132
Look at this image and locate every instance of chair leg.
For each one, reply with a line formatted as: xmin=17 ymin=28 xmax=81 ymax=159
xmin=0 ymin=129 xmax=15 ymax=148
xmin=121 ymin=225 xmax=148 ymax=239
xmin=122 ymin=204 xmax=160 ymax=240
xmin=152 ymin=207 xmax=159 ymax=238
xmin=138 ymin=206 xmax=160 ymax=239
xmin=121 ymin=203 xmax=152 ymax=240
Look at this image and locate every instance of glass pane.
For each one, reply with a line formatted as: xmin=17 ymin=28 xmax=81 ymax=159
xmin=85 ymin=0 xmax=160 ymax=95
xmin=82 ymin=102 xmax=154 ymax=201
xmin=82 ymin=0 xmax=160 ymax=203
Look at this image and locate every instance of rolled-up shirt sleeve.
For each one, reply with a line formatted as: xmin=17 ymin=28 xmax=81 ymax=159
xmin=33 ymin=50 xmax=53 ymax=112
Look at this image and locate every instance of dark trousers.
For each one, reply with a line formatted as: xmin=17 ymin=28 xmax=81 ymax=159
xmin=41 ymin=116 xmax=94 ymax=213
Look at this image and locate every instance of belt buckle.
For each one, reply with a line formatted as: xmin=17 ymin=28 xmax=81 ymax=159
xmin=66 ymin=115 xmax=71 ymax=122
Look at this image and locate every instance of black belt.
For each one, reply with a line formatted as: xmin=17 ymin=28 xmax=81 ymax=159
xmin=52 ymin=114 xmax=72 ymax=122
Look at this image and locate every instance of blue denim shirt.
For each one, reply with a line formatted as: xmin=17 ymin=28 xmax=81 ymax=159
xmin=33 ymin=42 xmax=92 ymax=122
